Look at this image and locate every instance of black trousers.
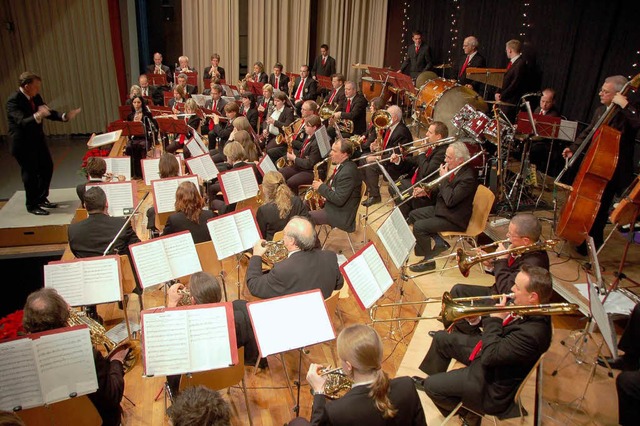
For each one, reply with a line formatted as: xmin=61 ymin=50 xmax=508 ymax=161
xmin=449 ymin=284 xmax=494 ymax=334
xmin=617 ymin=370 xmax=640 ymax=425
xmin=14 ymin=143 xmax=53 ymax=209
xmin=408 ymin=206 xmax=464 ymax=256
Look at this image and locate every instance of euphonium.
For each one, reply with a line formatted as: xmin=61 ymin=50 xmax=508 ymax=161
xmin=67 ymin=310 xmax=140 ymax=374
xmin=456 ymin=239 xmax=559 ymax=278
xmin=371 ymin=110 xmax=392 ymax=130
xmin=319 ymin=366 xmax=353 ymax=399
xmin=261 ymin=240 xmax=288 ymax=266
xmin=305 ymin=158 xmax=329 ymax=210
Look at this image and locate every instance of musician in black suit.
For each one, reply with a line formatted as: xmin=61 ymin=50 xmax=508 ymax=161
xmin=138 ymin=74 xmax=156 ymax=101
xmin=257 ymin=83 xmax=275 ymax=123
xmin=408 ymin=142 xmax=478 ymax=272
xmin=391 ymin=121 xmax=449 ymax=218
xmin=247 ymin=216 xmax=344 ymax=299
xmin=251 ymin=61 xmax=269 ymax=84
xmin=203 ymin=53 xmax=225 ymax=80
xmin=332 ymin=81 xmax=367 ymax=136
xmin=240 ymin=92 xmax=259 ymax=133
xmin=325 ymin=73 xmax=346 ymax=106
xmin=176 ymin=73 xmax=196 ymax=96
xmin=269 ymin=62 xmax=290 ymax=92
xmin=495 ymin=39 xmax=528 ymax=119
xmin=400 ymin=31 xmax=432 ymax=80
xmin=279 ymin=115 xmax=324 ymax=193
xmin=203 ymin=84 xmax=227 ymax=133
xmin=147 ymin=52 xmax=172 ymax=84
xmin=298 ymin=325 xmax=426 ymax=425
xmin=262 ymin=91 xmax=296 ymax=152
xmin=23 ymin=288 xmax=128 ymax=426
xmin=529 ymin=88 xmax=564 ymax=176
xmin=310 ymin=138 xmax=363 ymax=232
xmin=162 ymin=181 xmax=216 ymax=244
xmin=177 ymin=55 xmax=196 ymax=73
xmin=361 ymin=105 xmax=413 ymax=207
xmin=311 ymin=44 xmax=337 ymax=79
xmin=7 ymin=72 xmax=81 ymax=215
xmin=208 ymin=102 xmax=239 ymax=152
xmin=266 ymin=99 xmax=314 ymax=165
xmin=290 ymin=65 xmax=318 ymax=116
xmin=457 ymin=36 xmax=486 ymax=93
xmin=416 ymin=266 xmax=553 ymax=425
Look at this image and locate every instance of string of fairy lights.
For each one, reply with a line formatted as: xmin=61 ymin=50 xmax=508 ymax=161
xmin=445 ymin=0 xmax=461 ymax=66
xmin=401 ymin=1 xmax=410 ymax=60
xmin=518 ymin=2 xmax=531 ymax=38
xmin=629 ymin=50 xmax=639 ymax=80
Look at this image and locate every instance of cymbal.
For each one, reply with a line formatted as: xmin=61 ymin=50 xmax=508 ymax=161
xmin=486 ymin=100 xmax=516 ymax=107
xmin=515 ymin=134 xmax=545 ymax=142
xmin=351 ymin=63 xmax=372 ymax=70
xmin=434 ymin=63 xmax=452 ymax=69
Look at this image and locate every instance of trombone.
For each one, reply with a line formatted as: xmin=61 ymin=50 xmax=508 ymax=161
xmin=355 ymin=135 xmax=458 ymax=167
xmin=369 ymin=291 xmax=579 ymax=324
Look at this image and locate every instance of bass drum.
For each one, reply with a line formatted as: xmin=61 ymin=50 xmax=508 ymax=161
xmin=414 ymin=78 xmax=487 ymax=137
xmin=361 ymin=77 xmax=392 ymax=102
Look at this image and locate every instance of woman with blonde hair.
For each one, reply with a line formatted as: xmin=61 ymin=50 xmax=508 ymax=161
xmin=233 ymin=130 xmax=259 ymax=162
xmin=257 ymin=171 xmax=309 ymax=240
xmin=162 ymin=181 xmax=215 ymax=243
xmin=298 ymin=324 xmax=426 ymax=425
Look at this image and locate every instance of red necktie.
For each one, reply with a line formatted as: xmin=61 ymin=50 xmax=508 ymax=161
xmin=346 ymin=99 xmax=352 ymax=113
xmin=382 ymin=129 xmax=391 ymax=150
xmin=322 ymin=57 xmax=326 ymax=66
xmin=449 ymin=173 xmax=455 ymax=182
xmin=295 ymin=78 xmax=305 ymax=101
xmin=415 ymin=45 xmax=419 ymax=54
xmin=300 ymin=136 xmax=311 ymax=157
xmin=30 ymin=99 xmax=36 ymax=112
xmin=329 ymin=165 xmax=339 ymax=187
xmin=329 ymin=90 xmax=337 ymax=104
xmin=459 ymin=55 xmax=470 ymax=78
xmin=276 ymin=77 xmax=279 ymax=89
xmin=507 ymin=254 xmax=516 ymax=267
xmin=411 ymin=169 xmax=419 ymax=185
xmin=507 ymin=61 xmax=513 ymax=70
xmin=178 ymin=118 xmax=187 ymax=145
xmin=469 ymin=314 xmax=516 ymax=361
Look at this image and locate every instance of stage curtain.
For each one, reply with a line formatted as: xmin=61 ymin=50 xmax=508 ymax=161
xmin=182 ymin=0 xmax=240 ymax=88
xmin=0 ymin=0 xmax=120 ymax=135
xmin=317 ymin=0 xmax=388 ymax=83
xmin=247 ymin=0 xmax=310 ymax=80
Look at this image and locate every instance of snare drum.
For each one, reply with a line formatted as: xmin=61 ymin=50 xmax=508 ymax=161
xmin=451 ymin=104 xmax=477 ymax=130
xmin=462 ymin=111 xmax=490 ymax=142
xmin=483 ymin=118 xmax=512 ymax=145
xmin=414 ymin=78 xmax=487 ymax=137
xmin=361 ymin=77 xmax=391 ymax=102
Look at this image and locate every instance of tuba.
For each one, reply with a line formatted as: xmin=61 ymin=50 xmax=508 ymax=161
xmin=67 ymin=310 xmax=140 ymax=374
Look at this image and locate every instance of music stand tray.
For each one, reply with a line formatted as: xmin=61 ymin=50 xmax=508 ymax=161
xmin=156 ymin=117 xmax=190 ymax=135
xmin=107 ymin=121 xmax=144 ymax=137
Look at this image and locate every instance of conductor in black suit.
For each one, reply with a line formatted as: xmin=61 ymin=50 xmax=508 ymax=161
xmin=246 ymin=216 xmax=344 ymax=299
xmin=7 ymin=72 xmax=81 ymax=215
xmin=400 ymin=31 xmax=432 ymax=80
xmin=311 ymin=44 xmax=337 ymax=79
xmin=495 ymin=39 xmax=529 ymax=119
xmin=457 ymin=36 xmax=486 ymax=93
xmin=310 ymin=138 xmax=363 ymax=232
xmin=332 ymin=81 xmax=367 ymax=136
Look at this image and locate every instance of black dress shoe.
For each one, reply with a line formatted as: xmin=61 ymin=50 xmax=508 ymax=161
xmin=431 ymin=241 xmax=451 ymax=257
xmin=411 ymin=376 xmax=425 ymax=392
xmin=40 ymin=200 xmax=58 ymax=208
xmin=28 ymin=207 xmax=50 ymax=216
xmin=410 ymin=259 xmax=436 ymax=273
xmin=361 ymin=196 xmax=381 ymax=207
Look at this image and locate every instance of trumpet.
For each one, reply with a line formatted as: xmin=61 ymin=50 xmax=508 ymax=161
xmin=369 ymin=291 xmax=579 ymax=325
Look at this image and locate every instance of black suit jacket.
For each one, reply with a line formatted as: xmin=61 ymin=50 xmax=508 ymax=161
xmin=246 ymin=249 xmax=343 ymax=299
xmin=146 ymin=64 xmax=172 ymax=84
xmin=310 ymin=376 xmax=426 ymax=425
xmin=498 ymin=57 xmax=528 ymax=105
xmin=203 ymin=66 xmax=226 ymax=80
xmin=318 ymin=161 xmax=362 ymax=232
xmin=256 ymin=196 xmax=309 ymax=241
xmin=242 ymin=107 xmax=259 ymax=132
xmin=326 ymin=86 xmax=346 ymax=106
xmin=384 ymin=122 xmax=414 ymax=180
xmin=291 ymin=77 xmax=318 ymax=102
xmin=433 ymin=164 xmax=478 ymax=229
xmin=294 ymin=135 xmax=322 ymax=170
xmin=457 ymin=53 xmax=486 ymax=92
xmin=400 ymin=44 xmax=432 ymax=78
xmin=204 ymin=97 xmax=227 ymax=115
xmin=253 ymin=72 xmax=268 ymax=84
xmin=534 ymin=106 xmax=560 ymax=117
xmin=405 ymin=144 xmax=447 ymax=182
xmin=268 ymin=107 xmax=296 ymax=133
xmin=311 ymin=55 xmax=337 ymax=78
xmin=269 ymin=73 xmax=290 ymax=92
xmin=68 ymin=213 xmax=140 ymax=258
xmin=338 ymin=93 xmax=367 ymax=135
xmin=88 ymin=349 xmax=124 ymax=426
xmin=7 ymin=90 xmax=64 ymax=156
xmin=162 ymin=210 xmax=216 ymax=244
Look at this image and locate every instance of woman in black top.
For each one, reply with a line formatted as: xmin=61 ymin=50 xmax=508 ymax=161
xmin=163 ymin=181 xmax=216 ymax=243
xmin=125 ymin=95 xmax=154 ymax=179
xmin=257 ymin=171 xmax=309 ymax=240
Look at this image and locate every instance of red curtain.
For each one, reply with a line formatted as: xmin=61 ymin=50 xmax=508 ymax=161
xmin=107 ymin=0 xmax=127 ymax=104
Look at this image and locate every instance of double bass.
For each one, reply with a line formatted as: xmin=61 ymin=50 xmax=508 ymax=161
xmin=556 ymin=74 xmax=640 ymax=244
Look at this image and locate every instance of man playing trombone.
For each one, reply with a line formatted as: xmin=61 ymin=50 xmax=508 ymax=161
xmin=390 ymin=121 xmax=449 ymax=218
xmin=408 ymin=142 xmax=477 ymax=273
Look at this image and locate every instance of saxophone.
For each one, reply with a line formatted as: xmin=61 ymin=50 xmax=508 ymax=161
xmin=304 ymin=158 xmax=329 ymax=210
xmin=276 ymin=136 xmax=294 ymax=169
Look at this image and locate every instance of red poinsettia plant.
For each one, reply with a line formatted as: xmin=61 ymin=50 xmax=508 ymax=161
xmin=79 ymin=147 xmax=111 ymax=177
xmin=0 ymin=310 xmax=25 ymax=341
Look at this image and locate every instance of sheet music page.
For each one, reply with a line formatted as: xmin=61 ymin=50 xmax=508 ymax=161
xmin=87 ymin=182 xmax=135 ymax=217
xmin=105 ymin=321 xmax=141 ymax=345
xmin=341 ymin=244 xmax=392 ymax=309
xmin=45 ymin=257 xmax=121 ymax=306
xmin=238 ymin=167 xmax=259 ymax=199
xmin=130 ymin=240 xmax=172 ymax=288
xmin=89 ymin=131 xmax=119 ymax=147
xmin=142 ymin=158 xmax=160 ymax=186
xmin=191 ymin=94 xmax=211 ymax=108
xmin=248 ymin=291 xmax=335 ymax=357
xmin=234 ymin=209 xmax=261 ymax=250
xmin=258 ymin=155 xmax=277 ymax=175
xmin=35 ymin=328 xmax=98 ymax=404
xmin=187 ymin=306 xmax=234 ymax=372
xmin=207 ymin=215 xmax=244 ymax=259
xmin=104 ymin=157 xmax=131 ymax=181
xmin=377 ymin=208 xmax=415 ymax=269
xmin=43 ymin=261 xmax=86 ymax=306
xmin=219 ymin=170 xmax=245 ymax=204
xmin=186 ymin=154 xmax=218 ymax=181
xmin=363 ymin=244 xmax=393 ymax=294
xmin=152 ymin=176 xmax=199 ymax=213
xmin=185 ymin=138 xmax=205 ymax=157
xmin=0 ymin=338 xmax=44 ymax=411
xmin=143 ymin=310 xmax=191 ymax=376
xmin=162 ymin=232 xmax=202 ymax=279
xmin=315 ymin=126 xmax=331 ymax=158
xmin=191 ymin=131 xmax=208 ymax=153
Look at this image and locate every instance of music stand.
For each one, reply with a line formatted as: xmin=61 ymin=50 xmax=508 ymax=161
xmin=247 ymin=81 xmax=264 ymax=96
xmin=149 ymin=105 xmax=173 ymax=116
xmin=147 ymin=73 xmax=167 ymax=86
xmin=108 ymin=120 xmax=145 ymax=138
xmin=316 ymin=75 xmax=332 ymax=91
xmin=175 ymin=71 xmax=198 ymax=91
xmin=156 ymin=116 xmax=189 ymax=150
xmin=203 ymin=77 xmax=211 ymax=90
xmin=368 ymin=66 xmax=393 ymax=100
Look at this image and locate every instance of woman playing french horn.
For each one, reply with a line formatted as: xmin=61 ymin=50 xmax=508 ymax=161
xmin=290 ymin=324 xmax=426 ymax=425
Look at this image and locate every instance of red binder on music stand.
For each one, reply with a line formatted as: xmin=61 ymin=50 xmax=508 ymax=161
xmin=118 ymin=105 xmax=131 ymax=121
xmin=247 ymin=81 xmax=264 ymax=96
xmin=156 ymin=116 xmax=189 ymax=135
xmin=316 ymin=75 xmax=332 ymax=90
xmin=147 ymin=73 xmax=167 ymax=86
xmin=149 ymin=105 xmax=173 ymax=116
xmin=516 ymin=112 xmax=562 ymax=139
xmin=107 ymin=120 xmax=145 ymax=137
xmin=174 ymin=71 xmax=198 ymax=87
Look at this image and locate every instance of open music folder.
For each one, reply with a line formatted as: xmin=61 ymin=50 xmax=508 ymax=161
xmin=217 ymin=165 xmax=259 ymax=204
xmin=207 ymin=208 xmax=261 ymax=260
xmin=44 ymin=255 xmax=122 ymax=306
xmin=103 ymin=157 xmax=131 ymax=181
xmin=340 ymin=242 xmax=394 ymax=310
xmin=247 ymin=289 xmax=335 ymax=358
xmin=151 ymin=175 xmax=200 ymax=214
xmin=87 ymin=130 xmax=122 ymax=148
xmin=141 ymin=303 xmax=238 ymax=377
xmin=0 ymin=326 xmax=98 ymax=412
xmin=185 ymin=154 xmax=219 ymax=182
xmin=257 ymin=155 xmax=277 ymax=176
xmin=129 ymin=231 xmax=202 ymax=288
xmin=376 ymin=207 xmax=416 ymax=270
xmin=86 ymin=181 xmax=137 ymax=217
